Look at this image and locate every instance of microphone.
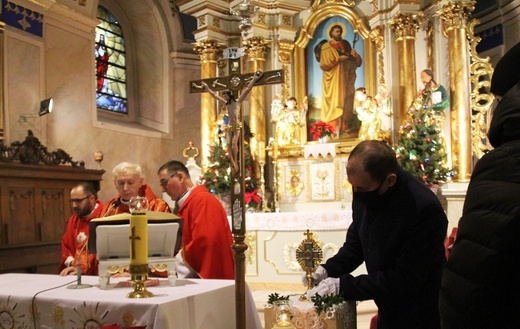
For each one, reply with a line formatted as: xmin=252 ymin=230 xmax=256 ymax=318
xmin=67 ymin=238 xmax=93 ymax=289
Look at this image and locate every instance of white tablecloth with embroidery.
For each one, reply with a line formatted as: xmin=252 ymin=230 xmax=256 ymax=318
xmin=0 ymin=273 xmax=261 ymax=329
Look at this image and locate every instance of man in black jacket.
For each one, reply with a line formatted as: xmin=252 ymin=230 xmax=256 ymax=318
xmin=439 ymin=42 xmax=520 ymax=329
xmin=306 ymin=140 xmax=448 ymax=329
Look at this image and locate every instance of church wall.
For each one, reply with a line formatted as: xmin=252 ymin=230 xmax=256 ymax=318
xmin=4 ymin=28 xmax=46 ymax=143
xmin=2 ymin=0 xmax=201 ymax=203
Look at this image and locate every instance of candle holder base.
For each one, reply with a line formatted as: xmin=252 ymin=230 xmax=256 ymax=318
xmin=126 ymin=272 xmax=154 ymax=299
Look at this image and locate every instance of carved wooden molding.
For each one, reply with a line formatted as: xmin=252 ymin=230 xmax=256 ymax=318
xmin=0 ymin=130 xmax=84 ymax=168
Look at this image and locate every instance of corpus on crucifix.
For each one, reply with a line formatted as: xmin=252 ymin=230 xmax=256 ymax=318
xmin=190 ymin=48 xmax=284 ymax=329
xmin=200 ymin=70 xmax=263 ymax=174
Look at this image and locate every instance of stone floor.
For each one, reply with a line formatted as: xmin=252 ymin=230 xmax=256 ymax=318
xmin=247 ymin=281 xmax=377 ymax=329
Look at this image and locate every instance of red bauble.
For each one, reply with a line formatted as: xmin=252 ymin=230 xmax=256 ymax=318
xmin=422 ymin=175 xmax=428 ymax=181
xmin=426 ymin=137 xmax=431 ymax=143
xmin=213 ymin=178 xmax=218 ymax=183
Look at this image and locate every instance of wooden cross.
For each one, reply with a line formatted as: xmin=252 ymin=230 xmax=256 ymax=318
xmin=190 ymin=49 xmax=284 ymax=238
xmin=190 ymin=48 xmax=284 ymax=329
xmin=129 ymin=226 xmax=141 ymax=260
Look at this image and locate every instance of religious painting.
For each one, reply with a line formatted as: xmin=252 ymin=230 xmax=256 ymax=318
xmin=306 ymin=17 xmax=365 ymax=140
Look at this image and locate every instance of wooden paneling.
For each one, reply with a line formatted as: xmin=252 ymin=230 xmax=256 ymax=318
xmin=0 ymin=162 xmax=104 ymax=274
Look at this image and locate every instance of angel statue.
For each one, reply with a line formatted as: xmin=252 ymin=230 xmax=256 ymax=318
xmin=353 ymin=87 xmax=392 ymax=142
xmin=275 ymin=96 xmax=309 ymax=146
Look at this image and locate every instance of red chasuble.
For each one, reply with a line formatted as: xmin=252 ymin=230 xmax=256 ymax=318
xmin=178 ymin=185 xmax=235 ymax=279
xmin=101 ymin=184 xmax=171 ymax=216
xmin=59 ymin=200 xmax=104 ymax=275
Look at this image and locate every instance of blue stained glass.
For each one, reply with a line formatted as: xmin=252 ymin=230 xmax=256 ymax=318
xmin=95 ymin=6 xmax=128 ymax=114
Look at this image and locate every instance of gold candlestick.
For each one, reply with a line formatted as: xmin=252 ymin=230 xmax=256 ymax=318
xmin=127 ymin=196 xmax=153 ymax=299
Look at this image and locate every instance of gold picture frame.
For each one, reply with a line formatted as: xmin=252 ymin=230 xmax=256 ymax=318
xmin=294 ymin=4 xmax=376 ymax=147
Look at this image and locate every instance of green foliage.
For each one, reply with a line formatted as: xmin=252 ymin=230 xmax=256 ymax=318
xmin=201 ymin=143 xmax=231 ymax=195
xmin=267 ymin=292 xmax=290 ymax=305
xmin=394 ymin=103 xmax=454 ymax=184
xmin=200 ymin=125 xmax=260 ymax=209
xmin=310 ymin=293 xmax=345 ymax=316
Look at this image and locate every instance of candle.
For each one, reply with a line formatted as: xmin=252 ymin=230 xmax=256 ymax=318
xmin=129 ymin=214 xmax=148 ymax=265
xmin=258 ymin=141 xmax=266 ymax=162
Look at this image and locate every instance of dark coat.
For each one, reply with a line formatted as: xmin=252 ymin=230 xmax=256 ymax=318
xmin=439 ymin=82 xmax=520 ymax=329
xmin=323 ymin=168 xmax=447 ymax=329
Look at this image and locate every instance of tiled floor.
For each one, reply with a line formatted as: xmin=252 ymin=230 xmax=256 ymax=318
xmin=248 ymin=281 xmax=377 ymax=329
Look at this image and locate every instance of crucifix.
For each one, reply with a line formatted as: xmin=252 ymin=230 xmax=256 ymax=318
xmin=128 ymin=226 xmax=141 ymax=260
xmin=190 ymin=48 xmax=284 ymax=329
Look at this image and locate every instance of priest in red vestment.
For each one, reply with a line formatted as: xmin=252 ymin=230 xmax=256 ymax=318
xmin=59 ymin=182 xmax=104 ymax=276
xmin=101 ymin=161 xmax=171 ymax=216
xmin=158 ymin=160 xmax=235 ymax=280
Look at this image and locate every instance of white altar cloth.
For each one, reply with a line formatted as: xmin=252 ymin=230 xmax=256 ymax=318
xmin=245 ymin=210 xmax=352 ymax=231
xmin=0 ymin=273 xmax=261 ymax=329
xmin=303 ymin=142 xmax=339 ymax=158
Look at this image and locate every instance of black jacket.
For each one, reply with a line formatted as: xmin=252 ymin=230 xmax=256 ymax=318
xmin=323 ymin=168 xmax=448 ymax=329
xmin=439 ymin=82 xmax=520 ymax=329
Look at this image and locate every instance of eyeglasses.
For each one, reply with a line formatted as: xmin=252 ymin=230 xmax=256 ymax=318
xmin=69 ymin=195 xmax=92 ymax=204
xmin=159 ymin=172 xmax=178 ymax=187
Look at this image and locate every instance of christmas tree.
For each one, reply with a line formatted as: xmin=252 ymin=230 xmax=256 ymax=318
xmin=201 ymin=143 xmax=232 ymax=195
xmin=394 ymin=101 xmax=453 ymax=185
xmin=200 ymin=122 xmax=261 ymax=210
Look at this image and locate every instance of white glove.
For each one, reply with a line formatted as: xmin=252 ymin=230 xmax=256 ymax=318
xmin=306 ymin=277 xmax=340 ymax=298
xmin=301 ymin=266 xmax=328 ymax=287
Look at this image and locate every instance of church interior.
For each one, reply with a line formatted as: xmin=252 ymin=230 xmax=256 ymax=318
xmin=0 ymin=0 xmax=519 ymax=328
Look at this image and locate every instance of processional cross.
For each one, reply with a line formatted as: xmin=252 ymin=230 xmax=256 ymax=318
xmin=190 ymin=46 xmax=284 ymax=329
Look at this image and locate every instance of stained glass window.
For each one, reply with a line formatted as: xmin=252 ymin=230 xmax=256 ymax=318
xmin=95 ymin=6 xmax=127 ymax=114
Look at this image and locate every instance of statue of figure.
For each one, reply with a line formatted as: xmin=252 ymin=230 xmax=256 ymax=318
xmin=202 ymin=70 xmax=263 ymax=173
xmin=354 ymin=87 xmax=381 ymax=141
xmin=417 ymin=69 xmax=450 ymax=148
xmin=270 ymin=94 xmax=284 ymax=123
xmin=275 ymin=96 xmax=308 ymax=146
xmin=419 ymin=69 xmax=449 ymax=113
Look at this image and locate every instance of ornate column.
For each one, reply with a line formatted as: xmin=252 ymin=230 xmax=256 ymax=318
xmin=245 ymin=37 xmax=270 ymax=157
xmin=440 ymin=1 xmax=474 ymax=182
xmin=369 ymin=26 xmax=385 ymax=86
xmin=277 ymin=40 xmax=294 ymax=104
xmin=193 ymin=40 xmax=225 ymax=167
xmin=389 ymin=13 xmax=423 ymax=124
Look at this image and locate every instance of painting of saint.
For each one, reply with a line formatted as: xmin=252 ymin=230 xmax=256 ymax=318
xmin=306 ymin=17 xmax=365 ymax=139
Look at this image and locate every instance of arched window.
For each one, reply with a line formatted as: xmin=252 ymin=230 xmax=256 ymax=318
xmin=95 ymin=6 xmax=127 ymax=114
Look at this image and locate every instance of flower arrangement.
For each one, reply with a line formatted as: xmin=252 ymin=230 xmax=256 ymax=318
xmin=309 ymin=121 xmax=335 ymax=141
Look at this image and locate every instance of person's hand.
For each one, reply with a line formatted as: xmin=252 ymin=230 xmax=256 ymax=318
xmin=306 ymin=277 xmax=340 ymax=298
xmin=301 ymin=266 xmax=328 ymax=287
xmin=59 ymin=266 xmax=77 ymax=276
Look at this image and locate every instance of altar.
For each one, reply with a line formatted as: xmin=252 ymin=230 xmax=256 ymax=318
xmin=0 ymin=273 xmax=261 ymax=329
